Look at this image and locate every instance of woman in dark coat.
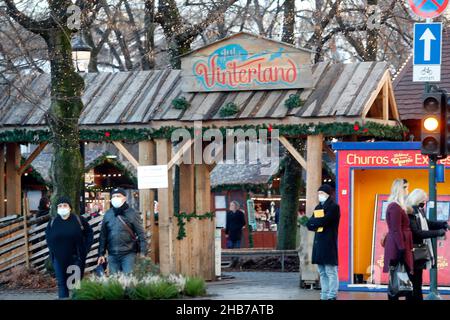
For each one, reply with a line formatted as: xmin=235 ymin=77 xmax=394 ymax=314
xmin=406 ymin=188 xmax=448 ymax=301
xmin=383 ymin=178 xmax=414 ymax=300
xmin=306 ymin=184 xmax=340 ymax=300
xmin=46 ymin=196 xmax=93 ymax=299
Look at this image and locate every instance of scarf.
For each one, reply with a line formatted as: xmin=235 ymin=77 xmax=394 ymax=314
xmin=113 ymin=202 xmax=129 ymax=216
xmin=416 ymin=209 xmax=435 ymax=269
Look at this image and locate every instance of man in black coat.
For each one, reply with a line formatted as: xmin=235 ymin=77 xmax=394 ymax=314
xmin=225 ymin=201 xmax=246 ymax=249
xmin=306 ymin=184 xmax=340 ymax=300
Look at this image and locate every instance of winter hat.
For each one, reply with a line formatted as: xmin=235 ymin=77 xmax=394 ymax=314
xmin=111 ymin=188 xmax=126 ymax=197
xmin=318 ymin=184 xmax=332 ymax=195
xmin=56 ymin=196 xmax=72 ymax=208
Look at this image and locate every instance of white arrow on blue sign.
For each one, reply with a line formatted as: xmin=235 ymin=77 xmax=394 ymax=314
xmin=413 ymin=22 xmax=442 ymax=82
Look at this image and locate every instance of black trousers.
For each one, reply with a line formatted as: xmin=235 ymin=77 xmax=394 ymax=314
xmin=410 ymin=268 xmax=424 ymax=301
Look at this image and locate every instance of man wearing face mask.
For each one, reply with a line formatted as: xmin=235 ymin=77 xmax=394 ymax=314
xmin=306 ymin=184 xmax=340 ymax=300
xmin=45 ymin=196 xmax=94 ymax=299
xmin=97 ymin=188 xmax=147 ymax=274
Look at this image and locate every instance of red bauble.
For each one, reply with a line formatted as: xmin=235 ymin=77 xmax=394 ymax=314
xmin=353 ymin=124 xmax=360 ymax=131
xmin=268 ymin=125 xmax=273 ymax=133
xmin=104 ymin=132 xmax=111 ymax=138
xmin=363 ymin=128 xmax=369 ymax=133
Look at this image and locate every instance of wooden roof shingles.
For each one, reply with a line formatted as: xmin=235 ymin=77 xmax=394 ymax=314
xmin=393 ymin=27 xmax=450 ymax=121
xmin=0 ymin=61 xmax=391 ymax=129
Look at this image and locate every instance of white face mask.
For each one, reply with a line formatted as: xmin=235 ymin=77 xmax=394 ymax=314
xmin=111 ymin=198 xmax=124 ymax=209
xmin=57 ymin=207 xmax=70 ymax=218
xmin=318 ymin=194 xmax=329 ymax=203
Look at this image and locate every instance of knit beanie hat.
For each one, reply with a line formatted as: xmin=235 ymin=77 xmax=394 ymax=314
xmin=318 ymin=184 xmax=332 ymax=195
xmin=56 ymin=196 xmax=72 ymax=208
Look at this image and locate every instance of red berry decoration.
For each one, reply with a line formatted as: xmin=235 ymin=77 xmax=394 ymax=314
xmin=104 ymin=132 xmax=111 ymax=138
xmin=353 ymin=124 xmax=360 ymax=131
xmin=363 ymin=128 xmax=369 ymax=133
xmin=268 ymin=125 xmax=273 ymax=133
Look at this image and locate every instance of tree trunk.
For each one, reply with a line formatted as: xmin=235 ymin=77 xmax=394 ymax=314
xmin=277 ymin=154 xmax=302 ymax=249
xmin=281 ymin=0 xmax=295 ymax=44
xmin=366 ymin=0 xmax=378 ymax=61
xmin=45 ymin=29 xmax=85 ymax=216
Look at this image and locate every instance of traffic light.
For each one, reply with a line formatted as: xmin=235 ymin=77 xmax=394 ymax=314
xmin=444 ymin=93 xmax=450 ymax=155
xmin=421 ymin=92 xmax=444 ymax=155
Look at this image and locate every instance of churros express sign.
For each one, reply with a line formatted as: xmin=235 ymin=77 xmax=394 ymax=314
xmin=181 ymin=33 xmax=313 ymax=92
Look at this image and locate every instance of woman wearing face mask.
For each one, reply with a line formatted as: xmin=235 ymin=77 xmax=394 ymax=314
xmin=405 ymin=188 xmax=448 ymax=300
xmin=383 ymin=178 xmax=414 ymax=300
xmin=45 ymin=196 xmax=93 ymax=299
xmin=306 ymin=184 xmax=340 ymax=300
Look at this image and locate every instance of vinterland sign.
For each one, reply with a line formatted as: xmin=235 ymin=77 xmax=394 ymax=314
xmin=181 ymin=33 xmax=313 ymax=92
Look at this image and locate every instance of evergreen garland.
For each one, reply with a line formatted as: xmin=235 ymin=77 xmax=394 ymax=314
xmin=171 ymin=97 xmax=190 ymax=110
xmin=219 ymin=102 xmax=240 ymax=118
xmin=0 ymin=121 xmax=408 ymax=143
xmin=284 ymin=94 xmax=304 ymax=109
xmin=174 ymin=211 xmax=215 ymax=240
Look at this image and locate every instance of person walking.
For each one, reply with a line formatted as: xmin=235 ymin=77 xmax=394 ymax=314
xmin=45 ymin=196 xmax=93 ymax=299
xmin=306 ymin=184 xmax=340 ymax=300
xmin=36 ymin=197 xmax=50 ymax=219
xmin=383 ymin=178 xmax=414 ymax=300
xmin=225 ymin=201 xmax=246 ymax=249
xmin=97 ymin=188 xmax=147 ymax=274
xmin=406 ymin=188 xmax=448 ymax=301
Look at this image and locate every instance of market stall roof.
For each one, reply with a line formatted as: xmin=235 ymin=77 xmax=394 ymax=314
xmin=393 ymin=27 xmax=450 ymax=121
xmin=0 ymin=63 xmax=399 ymax=132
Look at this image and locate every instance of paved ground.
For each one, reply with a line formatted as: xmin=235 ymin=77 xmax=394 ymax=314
xmin=0 ymin=271 xmax=449 ymax=300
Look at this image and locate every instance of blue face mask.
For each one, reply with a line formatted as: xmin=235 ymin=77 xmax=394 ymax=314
xmin=318 ymin=194 xmax=329 ymax=203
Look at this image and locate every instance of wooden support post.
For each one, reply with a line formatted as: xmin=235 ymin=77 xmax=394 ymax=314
xmin=177 ymin=162 xmax=195 ymax=275
xmin=138 ymin=140 xmax=157 ymax=261
xmin=6 ymin=143 xmax=21 ymax=216
xmin=17 ymin=142 xmax=48 ymax=176
xmin=112 ymin=141 xmax=139 ymax=168
xmin=155 ymin=139 xmax=175 ymax=275
xmin=195 ymin=164 xmax=215 ymax=281
xmin=23 ymin=196 xmax=30 ymax=269
xmin=0 ymin=143 xmax=4 ymax=218
xmin=299 ymin=134 xmax=323 ymax=283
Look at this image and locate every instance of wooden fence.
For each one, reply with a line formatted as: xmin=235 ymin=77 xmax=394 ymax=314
xmin=0 ymin=214 xmax=103 ymax=274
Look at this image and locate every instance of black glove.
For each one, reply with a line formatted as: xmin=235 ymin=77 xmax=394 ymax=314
xmin=438 ymin=229 xmax=446 ymax=237
xmin=397 ymin=249 xmax=405 ymax=264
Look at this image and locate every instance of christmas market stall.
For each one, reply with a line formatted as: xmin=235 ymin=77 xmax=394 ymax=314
xmin=332 ymin=141 xmax=450 ymax=293
xmin=0 ymin=32 xmax=405 ymax=281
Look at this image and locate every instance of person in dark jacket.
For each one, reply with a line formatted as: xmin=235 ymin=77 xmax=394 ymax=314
xmin=45 ymin=196 xmax=93 ymax=299
xmin=225 ymin=201 xmax=246 ymax=248
xmin=406 ymin=188 xmax=448 ymax=301
xmin=306 ymin=184 xmax=340 ymax=300
xmin=383 ymin=178 xmax=414 ymax=300
xmin=97 ymin=188 xmax=147 ymax=274
xmin=36 ymin=197 xmax=50 ymax=218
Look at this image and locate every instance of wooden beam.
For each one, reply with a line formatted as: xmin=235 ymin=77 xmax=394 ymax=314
xmin=300 ymin=134 xmax=323 ymax=283
xmin=22 ymin=196 xmax=30 ymax=269
xmin=167 ymin=139 xmax=193 ymax=170
xmin=17 ymin=142 xmax=48 ymax=176
xmin=0 ymin=144 xmax=4 ymax=218
xmin=112 ymin=141 xmax=139 ymax=168
xmin=6 ymin=143 xmax=21 ymax=216
xmin=278 ymin=136 xmax=307 ymax=170
xmin=138 ymin=141 xmax=156 ymax=261
xmin=382 ymin=81 xmax=389 ymax=121
xmin=361 ymin=70 xmax=390 ymax=120
xmin=323 ymin=143 xmax=336 ymax=162
xmin=155 ymin=139 xmax=175 ymax=275
xmin=388 ymin=78 xmax=400 ymax=120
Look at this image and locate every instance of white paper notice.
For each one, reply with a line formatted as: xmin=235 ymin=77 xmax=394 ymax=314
xmin=137 ymin=165 xmax=168 ymax=189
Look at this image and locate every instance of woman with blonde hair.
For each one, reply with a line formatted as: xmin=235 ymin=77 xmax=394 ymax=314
xmin=383 ymin=178 xmax=414 ymax=300
xmin=406 ymin=188 xmax=448 ymax=301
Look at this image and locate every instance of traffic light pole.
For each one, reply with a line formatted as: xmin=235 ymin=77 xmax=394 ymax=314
xmin=426 ymin=155 xmax=441 ymax=300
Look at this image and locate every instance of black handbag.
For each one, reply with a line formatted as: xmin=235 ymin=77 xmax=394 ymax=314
xmin=413 ymin=243 xmax=431 ymax=262
xmin=388 ymin=263 xmax=413 ymax=297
